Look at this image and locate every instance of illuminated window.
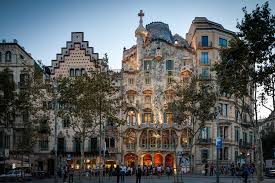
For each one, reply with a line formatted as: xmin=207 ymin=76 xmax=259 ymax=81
xmin=164 ymin=112 xmax=173 ymax=124
xmin=143 ymin=113 xmax=152 ymax=124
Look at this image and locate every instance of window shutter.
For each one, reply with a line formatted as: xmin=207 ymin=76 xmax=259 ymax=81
xmin=164 ymin=112 xmax=167 ymax=123
xmin=142 ymin=113 xmax=144 ymax=124
xmin=151 ymin=113 xmax=154 ymax=123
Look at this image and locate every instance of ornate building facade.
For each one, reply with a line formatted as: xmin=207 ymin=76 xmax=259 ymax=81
xmin=120 ymin=12 xmax=255 ymax=172
xmin=121 ymin=11 xmax=195 ymax=170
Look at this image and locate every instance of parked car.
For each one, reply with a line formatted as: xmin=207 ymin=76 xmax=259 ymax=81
xmin=0 ymin=169 xmax=32 ymax=182
xmin=266 ymin=169 xmax=275 ymax=178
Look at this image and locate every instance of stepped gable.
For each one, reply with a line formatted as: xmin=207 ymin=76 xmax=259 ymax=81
xmin=49 ymin=32 xmax=99 ymax=74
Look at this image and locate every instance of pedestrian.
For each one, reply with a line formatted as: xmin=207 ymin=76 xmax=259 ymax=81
xmin=241 ymin=164 xmax=249 ymax=183
xmin=210 ymin=163 xmax=214 ymax=176
xmin=204 ymin=162 xmax=209 ymax=176
xmin=121 ymin=164 xmax=126 ymax=182
xmin=68 ymin=167 xmax=74 ymax=183
xmin=157 ymin=164 xmax=162 ymax=178
xmin=230 ymin=163 xmax=235 ymax=176
xmin=63 ymin=165 xmax=68 ymax=183
xmin=116 ymin=165 xmax=120 ymax=183
xmin=136 ymin=165 xmax=142 ymax=183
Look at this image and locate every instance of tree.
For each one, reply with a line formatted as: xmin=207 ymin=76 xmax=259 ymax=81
xmin=0 ymin=68 xmax=16 ymax=128
xmin=214 ymin=2 xmax=275 ymax=182
xmin=14 ymin=68 xmax=50 ymax=173
xmin=170 ymin=76 xmax=216 ymax=172
xmin=58 ymin=69 xmax=124 ymax=174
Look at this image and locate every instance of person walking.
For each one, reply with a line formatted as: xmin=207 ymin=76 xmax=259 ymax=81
xmin=210 ymin=163 xmax=214 ymax=176
xmin=121 ymin=164 xmax=126 ymax=182
xmin=116 ymin=165 xmax=120 ymax=183
xmin=68 ymin=167 xmax=74 ymax=183
xmin=204 ymin=162 xmax=209 ymax=176
xmin=136 ymin=165 xmax=142 ymax=183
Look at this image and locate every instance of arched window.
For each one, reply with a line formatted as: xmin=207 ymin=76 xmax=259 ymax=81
xmin=75 ymin=69 xmax=81 ymax=76
xmin=81 ymin=68 xmax=85 ymax=75
xmin=69 ymin=69 xmax=74 ymax=77
xmin=5 ymin=51 xmax=11 ymax=62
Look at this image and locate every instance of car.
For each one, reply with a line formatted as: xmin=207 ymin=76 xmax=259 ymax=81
xmin=0 ymin=169 xmax=32 ymax=182
xmin=266 ymin=169 xmax=275 ymax=178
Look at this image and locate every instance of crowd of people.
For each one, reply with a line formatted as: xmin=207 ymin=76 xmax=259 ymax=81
xmin=203 ymin=162 xmax=256 ymax=183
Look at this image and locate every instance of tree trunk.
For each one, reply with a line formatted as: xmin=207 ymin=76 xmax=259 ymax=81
xmin=254 ymin=84 xmax=264 ymax=183
xmin=80 ymin=133 xmax=85 ymax=176
xmin=254 ymin=129 xmax=264 ymax=183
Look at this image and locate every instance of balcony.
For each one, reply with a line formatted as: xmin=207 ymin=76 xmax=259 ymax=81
xmin=197 ymin=138 xmax=212 ymax=144
xmin=106 ymin=147 xmax=118 ymax=154
xmin=140 ymin=144 xmax=177 ymax=151
xmin=197 ymin=42 xmax=213 ymax=48
xmin=199 ymin=59 xmax=211 ymax=65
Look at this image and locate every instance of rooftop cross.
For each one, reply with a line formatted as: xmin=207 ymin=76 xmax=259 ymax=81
xmin=138 ymin=10 xmax=144 ymax=25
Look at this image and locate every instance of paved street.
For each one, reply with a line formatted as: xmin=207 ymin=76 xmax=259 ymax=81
xmin=29 ymin=176 xmax=275 ymax=183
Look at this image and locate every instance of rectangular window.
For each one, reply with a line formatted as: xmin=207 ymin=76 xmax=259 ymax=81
xmin=145 ymin=77 xmax=151 ymax=85
xmin=200 ymin=127 xmax=210 ymax=139
xmin=219 ymin=38 xmax=228 ymax=47
xmin=4 ymin=134 xmax=10 ymax=148
xmin=39 ymin=139 xmax=49 ymax=151
xmin=201 ymin=36 xmax=209 ymax=47
xmin=219 ymin=103 xmax=228 ymax=117
xmin=128 ymin=78 xmax=134 ymax=85
xmin=167 ymin=77 xmax=173 ymax=84
xmin=224 ymin=147 xmax=229 ymax=160
xmin=63 ymin=118 xmax=70 ymax=128
xmin=243 ymin=132 xmax=247 ymax=143
xmin=74 ymin=138 xmax=81 ymax=153
xmin=201 ymin=149 xmax=209 ymax=162
xmin=200 ymin=52 xmax=209 ymax=64
xmin=201 ymin=68 xmax=209 ymax=79
xmin=165 ymin=112 xmax=173 ymax=124
xmin=90 ymin=138 xmax=98 ymax=152
xmin=166 ymin=60 xmax=174 ymax=70
xmin=143 ymin=113 xmax=152 ymax=123
xmin=249 ymin=132 xmax=253 ymax=143
xmin=235 ymin=127 xmax=240 ymax=142
xmin=144 ymin=60 xmax=151 ymax=71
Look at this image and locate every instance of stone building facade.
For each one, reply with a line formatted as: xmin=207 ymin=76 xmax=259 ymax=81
xmin=120 ymin=12 xmax=255 ymax=172
xmin=38 ymin=32 xmax=115 ymax=174
xmin=0 ymin=40 xmax=42 ymax=173
xmin=187 ymin=17 xmax=255 ymax=171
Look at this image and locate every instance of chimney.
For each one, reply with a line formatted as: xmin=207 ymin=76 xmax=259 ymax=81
xmin=2 ymin=39 xmax=6 ymax=43
xmin=13 ymin=39 xmax=18 ymax=43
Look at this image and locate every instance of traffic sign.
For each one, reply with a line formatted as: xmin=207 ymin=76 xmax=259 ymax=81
xmin=216 ymin=137 xmax=222 ymax=149
xmin=67 ymin=154 xmax=72 ymax=160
